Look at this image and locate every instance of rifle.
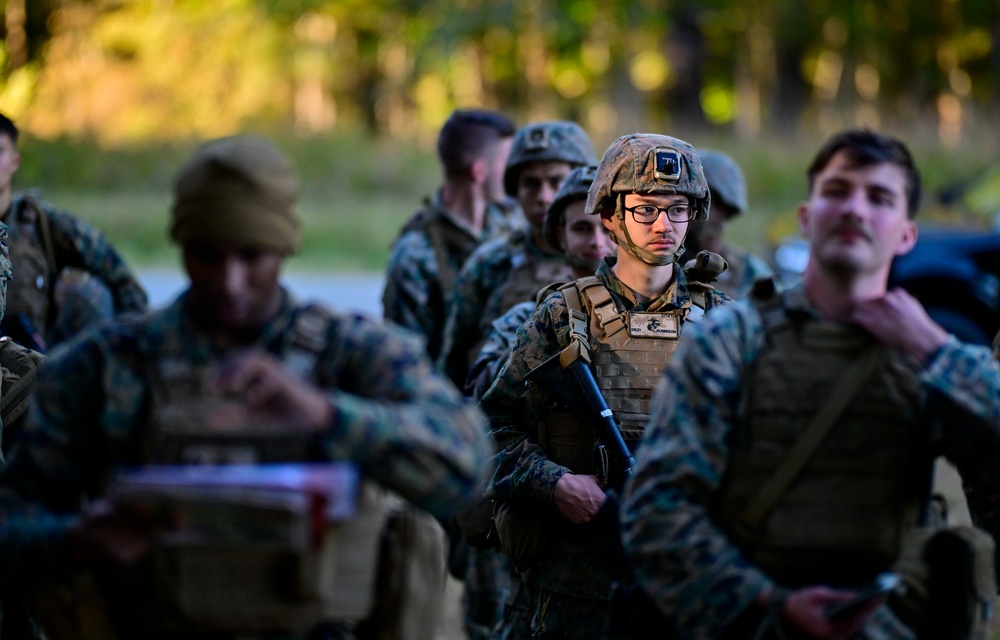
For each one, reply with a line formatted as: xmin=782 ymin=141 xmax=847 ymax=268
xmin=526 ymin=338 xmax=635 ymax=490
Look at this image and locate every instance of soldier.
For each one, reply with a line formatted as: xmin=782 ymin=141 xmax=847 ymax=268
xmin=0 ymin=136 xmax=491 ymax=639
xmin=382 ymin=109 xmax=518 ymax=360
xmin=621 ymin=129 xmax=1000 ymax=639
xmin=466 ymin=165 xmax=613 ymax=401
xmin=0 ymin=113 xmax=148 ymax=352
xmin=682 ymin=149 xmax=772 ymax=299
xmin=482 ymin=134 xmax=730 ymax=639
xmin=459 ymin=165 xmax=615 ymax=640
xmin=438 ymin=120 xmax=596 ymax=388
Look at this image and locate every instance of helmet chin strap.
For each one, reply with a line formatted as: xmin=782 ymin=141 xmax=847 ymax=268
xmin=611 ymin=196 xmax=679 ymax=267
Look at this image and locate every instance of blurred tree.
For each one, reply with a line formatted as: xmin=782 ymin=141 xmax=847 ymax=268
xmin=0 ymin=0 xmax=998 ymax=146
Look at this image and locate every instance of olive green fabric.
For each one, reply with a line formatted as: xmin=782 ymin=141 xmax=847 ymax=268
xmin=170 ymin=136 xmax=301 ymax=253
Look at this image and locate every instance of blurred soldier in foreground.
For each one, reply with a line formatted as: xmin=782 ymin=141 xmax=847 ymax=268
xmin=483 ymin=134 xmax=730 ymax=639
xmin=438 ymin=121 xmax=596 ymax=388
xmin=682 ymin=149 xmax=772 ymax=299
xmin=0 ymin=113 xmax=147 ymax=352
xmin=0 ymin=136 xmax=491 ymax=639
xmin=382 ymin=109 xmax=518 ymax=360
xmin=622 ymin=129 xmax=1000 ymax=639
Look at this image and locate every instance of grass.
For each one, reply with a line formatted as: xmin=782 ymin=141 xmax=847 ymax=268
xmin=17 ymin=127 xmax=1000 ymax=274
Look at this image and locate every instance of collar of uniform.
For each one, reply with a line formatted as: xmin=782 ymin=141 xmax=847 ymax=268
xmin=595 ymin=256 xmax=686 ymax=313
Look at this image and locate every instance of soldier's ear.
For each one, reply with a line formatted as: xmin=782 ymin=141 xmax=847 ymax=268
xmin=796 ymin=201 xmax=810 ymax=238
xmin=894 ymin=219 xmax=918 ymax=257
xmin=469 ymin=157 xmax=488 ymax=185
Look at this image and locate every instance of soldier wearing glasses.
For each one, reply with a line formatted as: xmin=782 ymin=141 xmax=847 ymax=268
xmin=481 ymin=134 xmax=730 ymax=639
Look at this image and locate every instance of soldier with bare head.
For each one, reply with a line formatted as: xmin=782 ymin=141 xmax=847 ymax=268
xmin=622 ymin=129 xmax=1000 ymax=640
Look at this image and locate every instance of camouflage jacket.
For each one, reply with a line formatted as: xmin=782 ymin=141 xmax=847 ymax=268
xmin=466 ymin=300 xmax=534 ymax=401
xmin=439 ymin=228 xmax=571 ymax=388
xmin=2 ymin=192 xmax=148 ymax=329
xmin=620 ymin=282 xmax=1000 ymax=639
xmin=381 ymin=194 xmax=519 ymax=360
xmin=0 ymin=288 xmax=490 ymax=590
xmin=481 ymin=258 xmax=730 ymax=599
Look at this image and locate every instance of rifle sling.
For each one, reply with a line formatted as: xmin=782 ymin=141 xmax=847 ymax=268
xmin=737 ymin=347 xmax=881 ymax=540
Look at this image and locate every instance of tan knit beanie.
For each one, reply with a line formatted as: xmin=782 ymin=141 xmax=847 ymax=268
xmin=170 ymin=136 xmax=300 ymax=253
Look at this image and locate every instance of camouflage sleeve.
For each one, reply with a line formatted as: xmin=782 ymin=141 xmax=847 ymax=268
xmin=0 ymin=326 xmax=130 ymax=589
xmin=922 ymin=337 xmax=1000 ymax=488
xmin=620 ymin=301 xmax=775 ymax=638
xmin=482 ymin=294 xmax=572 ymax=506
xmin=466 ymin=301 xmax=534 ymax=401
xmin=381 ymin=231 xmax=443 ymax=357
xmin=317 ymin=313 xmax=491 ymax=519
xmin=46 ymin=207 xmax=149 ymax=313
xmin=438 ymin=239 xmax=509 ymax=387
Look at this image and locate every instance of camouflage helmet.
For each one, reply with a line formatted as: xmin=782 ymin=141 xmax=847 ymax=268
xmin=584 ymin=133 xmax=710 ymax=221
xmin=503 ymin=121 xmax=597 ymax=196
xmin=699 ymin=149 xmax=747 ymax=215
xmin=543 ymin=165 xmax=598 ymax=250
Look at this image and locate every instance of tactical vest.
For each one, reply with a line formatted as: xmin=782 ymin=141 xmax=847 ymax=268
xmin=489 ymin=231 xmax=573 ymax=324
xmin=392 ymin=201 xmax=482 ymax=300
xmin=542 ymin=276 xmax=707 ymax=474
xmin=4 ymin=194 xmax=57 ymax=337
xmin=714 ymin=291 xmax=926 ymax=587
xmin=101 ymin=304 xmax=390 ymax=637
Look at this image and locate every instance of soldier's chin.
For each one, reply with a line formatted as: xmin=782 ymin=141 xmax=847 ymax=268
xmin=567 ymin=255 xmax=602 ymax=274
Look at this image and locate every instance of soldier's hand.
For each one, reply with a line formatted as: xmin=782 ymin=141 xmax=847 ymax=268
xmin=552 ymin=473 xmax=607 ymax=524
xmin=783 ymin=586 xmax=884 ymax=640
xmin=851 ymin=288 xmax=948 ymax=363
xmin=210 ymin=349 xmax=334 ymax=431
xmin=70 ymin=498 xmax=176 ymax=568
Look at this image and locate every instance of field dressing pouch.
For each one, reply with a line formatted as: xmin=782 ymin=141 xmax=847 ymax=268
xmin=891 ymin=500 xmax=997 ymax=638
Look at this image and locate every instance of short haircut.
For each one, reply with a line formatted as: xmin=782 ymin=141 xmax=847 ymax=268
xmin=437 ymin=109 xmax=516 ymax=176
xmin=807 ymin=129 xmax=922 ymax=218
xmin=0 ymin=113 xmax=18 ymax=144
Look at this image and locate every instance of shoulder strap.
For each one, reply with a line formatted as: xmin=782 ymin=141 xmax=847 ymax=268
xmin=736 ymin=347 xmax=881 ymax=541
xmin=558 ymin=281 xmax=590 ymax=349
xmin=17 ymin=194 xmax=59 ymax=276
xmin=284 ymin=303 xmax=336 ymax=380
xmin=0 ymin=337 xmax=46 ymax=437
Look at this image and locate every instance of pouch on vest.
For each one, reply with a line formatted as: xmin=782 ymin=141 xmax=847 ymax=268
xmin=110 ymin=464 xmax=387 ymax=638
xmin=0 ymin=336 xmax=45 ymax=456
xmin=892 ymin=524 xmax=996 ymax=640
xmin=354 ymin=496 xmax=448 ymax=640
xmin=492 ymin=499 xmax=555 ymax=573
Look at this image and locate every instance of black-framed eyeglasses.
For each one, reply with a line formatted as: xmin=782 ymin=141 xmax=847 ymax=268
xmin=623 ymin=203 xmax=694 ymax=224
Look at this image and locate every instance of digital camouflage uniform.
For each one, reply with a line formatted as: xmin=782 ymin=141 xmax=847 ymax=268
xmin=708 ymin=245 xmax=773 ymax=300
xmin=438 ymin=121 xmax=596 ymax=389
xmin=1 ymin=192 xmax=148 ymax=351
xmin=0 ymin=288 xmax=491 ymax=634
xmin=620 ymin=282 xmax=1000 ymax=639
xmin=483 ymin=258 xmax=730 ymax=639
xmin=467 ymin=300 xmax=535 ymax=401
xmin=382 ymin=194 xmax=521 ymax=361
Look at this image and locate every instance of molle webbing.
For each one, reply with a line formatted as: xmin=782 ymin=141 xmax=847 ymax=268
xmin=716 ymin=293 xmax=925 ymax=586
xmin=493 ymin=255 xmax=573 ymax=323
xmin=147 ymin=304 xmax=335 ymax=465
xmin=569 ymin=277 xmax=680 ymax=431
